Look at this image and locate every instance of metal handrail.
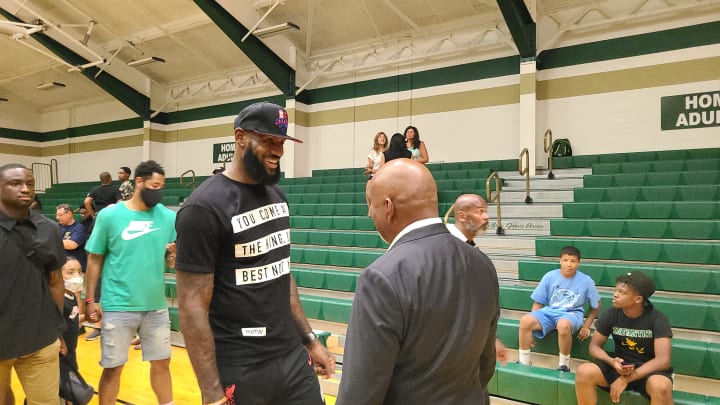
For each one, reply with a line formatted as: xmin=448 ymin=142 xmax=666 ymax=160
xmin=50 ymin=158 xmax=58 ymax=185
xmin=30 ymin=162 xmax=53 ymax=192
xmin=543 ymin=129 xmax=555 ymax=179
xmin=518 ymin=148 xmax=533 ymax=204
xmin=485 ymin=171 xmax=505 ymax=235
xmin=442 ymin=203 xmax=455 ymax=225
xmin=180 ymin=169 xmax=197 ymax=189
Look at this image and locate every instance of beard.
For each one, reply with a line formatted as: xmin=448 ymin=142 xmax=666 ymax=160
xmin=466 ymin=218 xmax=488 ymax=235
xmin=243 ymin=146 xmax=281 ymax=185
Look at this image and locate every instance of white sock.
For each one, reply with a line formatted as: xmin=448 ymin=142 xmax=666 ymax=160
xmin=559 ymin=353 xmax=571 ymax=367
xmin=518 ymin=349 xmax=531 ymax=365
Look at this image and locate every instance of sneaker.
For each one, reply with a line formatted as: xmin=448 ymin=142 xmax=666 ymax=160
xmin=557 ymin=365 xmax=571 ymax=372
xmin=514 ymin=360 xmax=532 ymax=366
xmin=85 ymin=329 xmax=101 ymax=341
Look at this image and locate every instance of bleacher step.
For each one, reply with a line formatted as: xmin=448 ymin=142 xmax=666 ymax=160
xmin=486 ymin=204 xmax=563 ymax=217
xmin=493 ymin=189 xmax=574 ymax=203
xmin=503 ymin=178 xmax=584 ymax=188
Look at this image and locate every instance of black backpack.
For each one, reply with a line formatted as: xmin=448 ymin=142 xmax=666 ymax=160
xmin=552 ymin=138 xmax=572 ymax=157
xmin=59 ymin=354 xmax=94 ymax=405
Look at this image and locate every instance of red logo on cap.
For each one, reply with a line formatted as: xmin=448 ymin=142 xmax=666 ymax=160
xmin=275 ymin=110 xmax=288 ymax=132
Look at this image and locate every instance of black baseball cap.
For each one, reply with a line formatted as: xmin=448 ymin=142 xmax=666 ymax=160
xmin=234 ymin=101 xmax=302 ymax=143
xmin=626 ymin=271 xmax=656 ymax=299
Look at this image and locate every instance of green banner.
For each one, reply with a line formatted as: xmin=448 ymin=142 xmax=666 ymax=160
xmin=213 ymin=142 xmax=235 ymax=163
xmin=661 ymin=90 xmax=720 ymax=131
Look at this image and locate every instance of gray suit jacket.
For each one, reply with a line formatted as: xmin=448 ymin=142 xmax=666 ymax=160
xmin=337 ymin=223 xmax=500 ymax=405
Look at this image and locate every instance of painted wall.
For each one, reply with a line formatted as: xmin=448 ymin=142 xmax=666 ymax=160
xmin=0 ymin=20 xmax=718 ymax=183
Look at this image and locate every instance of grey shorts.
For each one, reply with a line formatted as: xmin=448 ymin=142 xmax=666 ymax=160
xmin=100 ymin=309 xmax=171 ymax=368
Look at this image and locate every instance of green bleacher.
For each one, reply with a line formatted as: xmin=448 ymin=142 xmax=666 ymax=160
xmin=291 ymin=149 xmax=720 ymax=404
xmin=148 ymin=147 xmax=720 ymax=403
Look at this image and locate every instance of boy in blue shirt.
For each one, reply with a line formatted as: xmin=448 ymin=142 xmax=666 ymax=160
xmin=518 ymin=246 xmax=601 ymax=371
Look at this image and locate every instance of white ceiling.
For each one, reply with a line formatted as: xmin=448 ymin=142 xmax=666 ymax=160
xmin=0 ymin=0 xmax=716 ymax=115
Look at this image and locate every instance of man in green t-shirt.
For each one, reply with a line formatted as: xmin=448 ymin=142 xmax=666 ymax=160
xmin=85 ymin=160 xmax=176 ymax=405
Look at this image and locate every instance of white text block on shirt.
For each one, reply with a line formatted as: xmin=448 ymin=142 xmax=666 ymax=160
xmin=230 ymin=202 xmax=289 ymax=233
xmin=235 ymin=257 xmax=290 ymax=285
xmin=235 ymin=229 xmax=290 ymax=258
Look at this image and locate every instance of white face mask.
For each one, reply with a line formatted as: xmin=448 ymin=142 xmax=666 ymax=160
xmin=64 ymin=276 xmax=84 ymax=292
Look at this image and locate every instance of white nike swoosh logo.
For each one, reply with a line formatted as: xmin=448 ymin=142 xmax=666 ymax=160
xmin=121 ymin=228 xmax=161 ymax=241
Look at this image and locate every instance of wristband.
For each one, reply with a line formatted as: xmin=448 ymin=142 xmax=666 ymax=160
xmin=203 ymin=397 xmax=228 ymax=405
xmin=302 ymin=331 xmax=317 ymax=345
xmin=85 ymin=298 xmax=96 ymax=304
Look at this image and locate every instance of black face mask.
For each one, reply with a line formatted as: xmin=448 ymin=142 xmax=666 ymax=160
xmin=140 ymin=187 xmax=163 ymax=207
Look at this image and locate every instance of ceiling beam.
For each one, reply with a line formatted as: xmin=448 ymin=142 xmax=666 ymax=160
xmin=496 ymin=0 xmax=535 ymax=58
xmin=193 ymin=0 xmax=296 ymax=98
xmin=0 ymin=7 xmax=150 ymax=118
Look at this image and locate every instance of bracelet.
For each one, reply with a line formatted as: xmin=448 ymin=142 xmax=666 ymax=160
xmin=203 ymin=397 xmax=228 ymax=405
xmin=85 ymin=298 xmax=96 ymax=304
xmin=302 ymin=331 xmax=317 ymax=345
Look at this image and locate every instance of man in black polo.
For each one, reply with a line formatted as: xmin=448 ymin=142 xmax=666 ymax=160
xmin=0 ymin=163 xmax=66 ymax=404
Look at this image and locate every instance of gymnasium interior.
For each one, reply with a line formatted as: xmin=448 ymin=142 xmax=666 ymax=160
xmin=1 ymin=0 xmax=718 ymax=403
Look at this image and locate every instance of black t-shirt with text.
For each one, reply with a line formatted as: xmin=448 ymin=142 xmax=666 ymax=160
xmin=595 ymin=307 xmax=672 ymax=366
xmin=176 ymin=175 xmax=298 ymax=366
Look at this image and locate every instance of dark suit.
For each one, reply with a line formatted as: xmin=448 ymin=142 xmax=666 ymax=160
xmin=337 ymin=222 xmax=499 ymax=405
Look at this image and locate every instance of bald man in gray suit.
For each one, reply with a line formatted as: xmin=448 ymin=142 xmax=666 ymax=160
xmin=337 ymin=159 xmax=500 ymax=405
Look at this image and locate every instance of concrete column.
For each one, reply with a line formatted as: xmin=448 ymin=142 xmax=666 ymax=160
xmin=284 ymin=99 xmax=298 ymax=178
xmin=519 ymin=59 xmax=537 ymax=176
xmin=142 ymin=120 xmax=151 ymax=161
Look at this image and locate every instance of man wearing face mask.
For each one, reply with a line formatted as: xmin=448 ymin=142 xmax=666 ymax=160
xmin=84 ymin=160 xmax=177 ymax=405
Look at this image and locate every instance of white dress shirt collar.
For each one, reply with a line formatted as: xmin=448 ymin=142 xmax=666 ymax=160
xmin=388 ymin=217 xmax=443 ymax=249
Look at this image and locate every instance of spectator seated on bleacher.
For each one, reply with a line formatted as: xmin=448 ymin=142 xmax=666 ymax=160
xmin=575 ymin=271 xmax=673 ymax=405
xmin=517 ymin=246 xmax=601 ymax=372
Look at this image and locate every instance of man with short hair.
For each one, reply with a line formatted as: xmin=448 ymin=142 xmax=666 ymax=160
xmin=56 ymin=203 xmax=88 ymax=272
xmin=85 ymin=160 xmax=176 ymax=405
xmin=447 ymin=193 xmax=508 ymax=367
xmin=337 ymin=159 xmax=500 ymax=404
xmin=176 ymin=101 xmax=335 ymax=405
xmin=446 ymin=193 xmax=490 ymax=246
xmin=84 ymin=171 xmax=122 ymax=218
xmin=0 ymin=163 xmax=66 ymax=405
xmin=575 ymin=272 xmax=673 ymax=404
xmin=118 ymin=166 xmax=134 ymax=201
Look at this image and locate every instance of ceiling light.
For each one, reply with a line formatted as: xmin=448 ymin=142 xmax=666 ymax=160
xmin=255 ymin=22 xmax=299 ymax=38
xmin=128 ymin=56 xmax=165 ymax=67
xmin=37 ymin=82 xmax=66 ymax=91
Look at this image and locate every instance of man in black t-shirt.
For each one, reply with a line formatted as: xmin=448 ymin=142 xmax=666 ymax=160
xmin=83 ymin=171 xmax=122 ymax=218
xmin=575 ymin=271 xmax=673 ymax=405
xmin=176 ymin=102 xmax=335 ymax=405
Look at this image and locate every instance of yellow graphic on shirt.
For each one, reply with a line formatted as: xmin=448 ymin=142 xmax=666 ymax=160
xmin=621 ymin=337 xmax=645 ymax=354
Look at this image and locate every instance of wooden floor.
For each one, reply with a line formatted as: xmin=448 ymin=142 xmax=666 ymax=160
xmin=10 ymin=333 xmax=338 ymax=404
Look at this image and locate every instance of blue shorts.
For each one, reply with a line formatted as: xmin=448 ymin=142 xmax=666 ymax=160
xmin=100 ymin=309 xmax=171 ymax=368
xmin=530 ymin=307 xmax=584 ymax=339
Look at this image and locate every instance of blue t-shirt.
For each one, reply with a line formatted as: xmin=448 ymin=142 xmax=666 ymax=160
xmin=59 ymin=221 xmax=88 ymax=271
xmin=531 ymin=269 xmax=600 ymax=315
xmin=85 ymin=202 xmax=176 ymax=311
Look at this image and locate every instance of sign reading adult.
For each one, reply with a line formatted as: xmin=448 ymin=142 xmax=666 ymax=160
xmin=213 ymin=142 xmax=234 ymax=163
xmin=661 ymin=90 xmax=720 ymax=130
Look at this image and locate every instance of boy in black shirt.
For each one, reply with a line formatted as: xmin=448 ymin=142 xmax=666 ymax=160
xmin=575 ymin=271 xmax=673 ymax=404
